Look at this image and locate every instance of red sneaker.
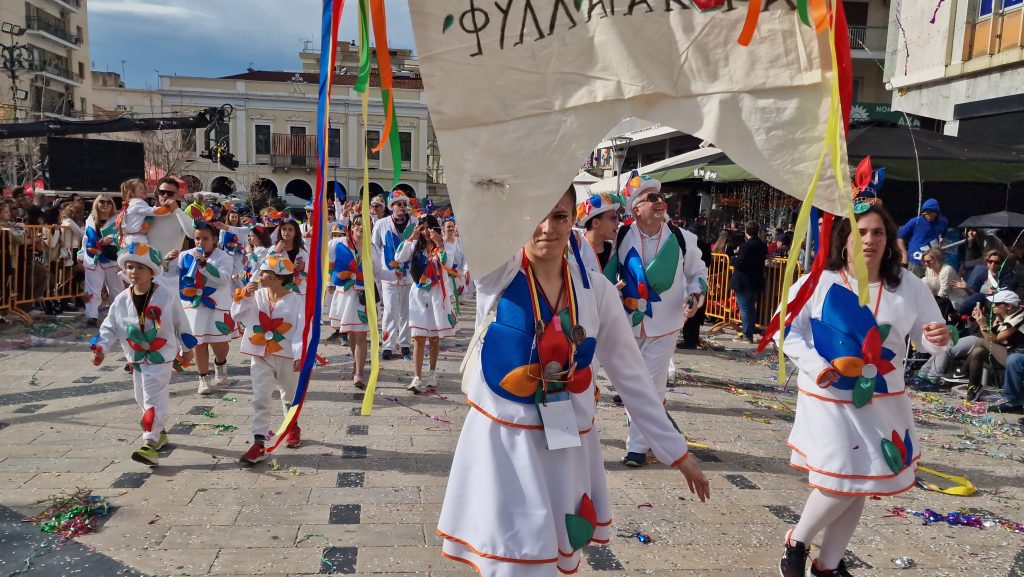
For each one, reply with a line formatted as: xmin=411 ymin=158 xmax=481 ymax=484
xmin=239 ymin=443 xmax=267 ymax=465
xmin=285 ymin=425 xmax=301 ymax=449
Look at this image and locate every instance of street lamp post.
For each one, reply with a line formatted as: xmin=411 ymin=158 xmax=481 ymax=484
xmin=610 ymin=136 xmax=632 ymax=196
xmin=0 ymin=23 xmax=32 ymax=120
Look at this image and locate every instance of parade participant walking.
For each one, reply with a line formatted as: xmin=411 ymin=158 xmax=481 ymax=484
xmin=274 ymin=220 xmax=309 ymax=295
xmin=172 ymin=223 xmax=237 ymax=395
xmin=371 ymin=189 xmax=418 ymax=360
xmin=397 ymin=215 xmax=458 ymax=393
xmin=328 ymin=214 xmax=381 ymax=389
xmin=613 ymin=176 xmax=707 ymax=467
xmin=90 ymin=242 xmax=196 ymax=466
xmin=117 ymin=178 xmax=174 ymax=246
xmin=437 ymin=188 xmax=709 ymax=576
xmin=897 ymin=198 xmax=947 ymax=278
xmin=368 ymin=195 xmax=386 ymax=227
xmin=442 ymin=218 xmax=468 ymax=304
xmin=82 ymin=194 xmax=123 ymax=326
xmin=243 ymin=227 xmax=273 ymax=286
xmin=232 ymin=253 xmax=306 ymax=462
xmin=147 ymin=178 xmax=195 ymax=262
xmin=212 ymin=205 xmax=251 ymax=287
xmin=777 ymin=205 xmax=949 ymax=577
xmin=575 ymin=191 xmax=621 ymax=276
xmin=730 ymin=220 xmax=769 ymax=343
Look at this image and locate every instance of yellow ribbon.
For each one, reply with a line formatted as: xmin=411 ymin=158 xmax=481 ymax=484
xmin=916 ymin=465 xmax=978 ymax=496
xmin=359 ymin=5 xmax=382 ymax=416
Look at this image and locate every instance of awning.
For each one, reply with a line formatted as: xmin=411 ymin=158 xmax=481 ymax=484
xmin=586 ymin=147 xmax=725 ymax=195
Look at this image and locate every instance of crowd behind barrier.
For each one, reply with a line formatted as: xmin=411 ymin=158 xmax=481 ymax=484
xmin=1 ymin=225 xmax=86 ymax=321
xmin=706 ymin=253 xmax=803 ymax=331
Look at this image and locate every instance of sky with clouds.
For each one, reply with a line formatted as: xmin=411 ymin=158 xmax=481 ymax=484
xmin=88 ymin=0 xmax=414 ymax=88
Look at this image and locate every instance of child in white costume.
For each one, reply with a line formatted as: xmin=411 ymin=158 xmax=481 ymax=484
xmin=777 ymin=206 xmax=949 ymax=577
xmin=171 ymin=223 xmax=237 ymax=395
xmin=437 ymin=190 xmax=709 ymax=577
xmin=116 ymin=178 xmax=174 ymax=246
xmin=397 ymin=215 xmax=458 ymax=393
xmin=232 ymin=253 xmax=306 ymax=464
xmin=81 ymin=194 xmax=123 ymax=325
xmin=274 ymin=220 xmax=310 ymax=295
xmin=91 ymin=242 xmax=196 ymax=467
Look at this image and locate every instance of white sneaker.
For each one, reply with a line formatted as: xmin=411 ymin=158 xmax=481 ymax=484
xmin=197 ymin=374 xmax=212 ymax=395
xmin=425 ymin=370 xmax=438 ymax=390
xmin=213 ymin=362 xmax=229 ymax=387
xmin=407 ymin=376 xmax=427 ymax=394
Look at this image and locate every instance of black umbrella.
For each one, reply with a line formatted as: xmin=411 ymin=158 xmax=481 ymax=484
xmin=959 ymin=211 xmax=1024 ymax=228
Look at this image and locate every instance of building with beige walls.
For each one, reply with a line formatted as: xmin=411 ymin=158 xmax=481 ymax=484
xmin=0 ymin=0 xmax=92 ymax=121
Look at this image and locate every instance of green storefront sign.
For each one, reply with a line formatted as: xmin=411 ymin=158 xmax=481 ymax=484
xmin=850 ymin=102 xmax=921 ymax=129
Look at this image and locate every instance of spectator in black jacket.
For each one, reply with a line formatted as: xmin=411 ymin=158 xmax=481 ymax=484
xmin=729 ymin=221 xmax=768 ymax=343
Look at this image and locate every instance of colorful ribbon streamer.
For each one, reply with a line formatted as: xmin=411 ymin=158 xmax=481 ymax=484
xmin=267 ymin=0 xmax=344 ymax=452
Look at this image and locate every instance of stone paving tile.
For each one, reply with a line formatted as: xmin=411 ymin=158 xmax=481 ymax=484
xmin=107 ymin=548 xmax=220 ymax=576
xmin=295 ymin=522 xmax=426 ymax=548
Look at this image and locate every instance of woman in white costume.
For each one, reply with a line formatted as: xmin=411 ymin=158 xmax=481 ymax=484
xmin=437 ymin=189 xmax=709 ymax=577
xmin=398 ymin=214 xmax=458 ymax=393
xmin=777 ymin=205 xmax=949 ymax=577
xmin=81 ymin=194 xmax=124 ymax=326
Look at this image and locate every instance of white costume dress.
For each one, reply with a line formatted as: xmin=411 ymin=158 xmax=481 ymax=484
xmin=81 ymin=216 xmax=123 ymax=320
xmin=172 ymin=247 xmax=237 ymax=344
xmin=780 ymin=270 xmax=946 ymax=495
xmin=396 ymin=242 xmax=458 ymax=338
xmin=285 ymin=246 xmax=310 ymax=295
xmin=437 ymin=252 xmax=689 ymax=577
xmin=219 ymin=225 xmax=250 ymax=287
xmin=231 ymin=288 xmax=305 ymax=437
xmin=92 ymin=282 xmax=196 ymax=443
xmin=328 ymin=237 xmax=383 ymax=333
xmin=371 ymin=214 xmax=418 ymax=351
xmin=612 ymin=223 xmax=708 ymax=455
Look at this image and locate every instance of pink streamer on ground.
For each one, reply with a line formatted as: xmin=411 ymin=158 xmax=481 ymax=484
xmin=384 ymin=396 xmax=451 ymax=424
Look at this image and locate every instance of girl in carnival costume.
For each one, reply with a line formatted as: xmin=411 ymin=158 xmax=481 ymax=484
xmin=232 ymin=252 xmax=305 ymax=462
xmin=91 ymin=242 xmax=196 ymax=467
xmin=244 ymin=226 xmax=273 ymax=286
xmin=441 ymin=218 xmax=470 ymax=304
xmin=274 ymin=220 xmax=309 ymax=295
xmin=116 ymin=178 xmax=174 ymax=246
xmin=328 ymin=213 xmax=385 ymax=389
xmin=81 ymin=194 xmax=123 ymax=326
xmin=398 ymin=215 xmax=458 ymax=393
xmin=171 ymin=222 xmax=237 ymax=395
xmin=212 ymin=204 xmax=251 ymax=288
xmin=777 ymin=205 xmax=950 ymax=577
xmin=436 ymin=188 xmax=709 ymax=576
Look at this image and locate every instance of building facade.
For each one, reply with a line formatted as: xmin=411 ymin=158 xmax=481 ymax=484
xmin=885 ymin=0 xmax=1024 ymax=145
xmin=0 ymin=0 xmax=92 ymax=121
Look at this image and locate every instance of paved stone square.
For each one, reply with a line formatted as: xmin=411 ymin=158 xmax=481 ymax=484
xmin=0 ymin=309 xmax=1022 ymax=577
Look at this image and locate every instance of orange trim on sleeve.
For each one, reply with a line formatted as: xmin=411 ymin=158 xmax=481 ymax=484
xmin=798 ymin=386 xmax=906 ymax=405
xmin=670 ymin=452 xmax=690 ymax=467
xmin=437 ymin=530 xmax=558 ymax=564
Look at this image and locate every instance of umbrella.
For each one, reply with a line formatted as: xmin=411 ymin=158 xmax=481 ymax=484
xmin=959 ymin=211 xmax=1024 ymax=228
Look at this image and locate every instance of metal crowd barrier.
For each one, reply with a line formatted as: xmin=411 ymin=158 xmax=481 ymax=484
xmin=5 ymin=224 xmax=85 ymax=321
xmin=706 ymin=253 xmax=802 ymax=332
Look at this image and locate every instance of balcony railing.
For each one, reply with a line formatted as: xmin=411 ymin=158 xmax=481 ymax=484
xmin=49 ymin=0 xmax=82 ymax=11
xmin=30 ymin=61 xmax=83 ymax=84
xmin=25 ymin=16 xmax=81 ymax=47
xmin=847 ymin=25 xmax=887 ymax=55
xmin=271 ymin=133 xmax=317 ymax=168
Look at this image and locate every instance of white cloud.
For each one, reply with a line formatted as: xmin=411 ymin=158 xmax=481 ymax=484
xmin=90 ymin=0 xmax=199 ymax=18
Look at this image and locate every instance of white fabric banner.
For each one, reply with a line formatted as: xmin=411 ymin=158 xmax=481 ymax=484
xmin=410 ymin=0 xmax=848 ymax=278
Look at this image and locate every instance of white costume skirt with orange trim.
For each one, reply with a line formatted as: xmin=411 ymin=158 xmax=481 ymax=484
xmin=183 ymin=306 xmax=237 ymax=344
xmin=409 ymin=283 xmax=457 ymax=338
xmin=328 ymin=288 xmax=367 ymax=333
xmin=787 ymin=386 xmax=919 ymax=496
xmin=437 ymin=406 xmax=611 ymax=577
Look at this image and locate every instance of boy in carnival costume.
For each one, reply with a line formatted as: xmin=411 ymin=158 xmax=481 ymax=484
xmin=91 ymin=242 xmax=197 ymax=466
xmin=232 ymin=253 xmax=306 ymax=463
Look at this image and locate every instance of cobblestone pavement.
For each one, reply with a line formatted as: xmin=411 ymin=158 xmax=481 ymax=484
xmin=0 ymin=308 xmax=1022 ymax=577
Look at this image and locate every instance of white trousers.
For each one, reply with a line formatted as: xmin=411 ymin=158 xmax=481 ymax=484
xmin=250 ymin=355 xmax=299 ymax=437
xmin=626 ymin=332 xmax=678 ymax=455
xmin=132 ymin=362 xmax=174 ymax=443
xmin=381 ymin=281 xmax=412 ymax=351
xmin=84 ymin=265 xmax=124 ymax=320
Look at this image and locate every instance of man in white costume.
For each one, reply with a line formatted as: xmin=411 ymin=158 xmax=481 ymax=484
xmin=370 ymin=189 xmax=418 ymax=360
xmin=613 ymin=176 xmax=707 ymax=467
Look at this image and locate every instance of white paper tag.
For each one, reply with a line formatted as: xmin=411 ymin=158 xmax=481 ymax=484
xmin=538 ymin=395 xmax=581 ymax=450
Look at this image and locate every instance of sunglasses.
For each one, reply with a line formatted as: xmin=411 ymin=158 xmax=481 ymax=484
xmin=636 ymin=193 xmax=666 ymax=205
xmin=96 ymin=200 xmax=113 ymax=206
xmin=156 ymin=189 xmax=177 ymax=196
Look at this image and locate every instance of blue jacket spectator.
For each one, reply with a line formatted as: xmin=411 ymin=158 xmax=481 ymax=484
xmin=898 ymin=198 xmax=948 ymax=274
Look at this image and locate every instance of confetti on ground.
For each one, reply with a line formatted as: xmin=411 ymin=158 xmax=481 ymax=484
xmin=383 ymin=395 xmax=451 ymax=424
xmin=23 ymin=489 xmax=110 ymax=539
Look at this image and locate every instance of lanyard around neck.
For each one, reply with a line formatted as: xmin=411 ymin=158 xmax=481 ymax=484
xmin=839 ymin=270 xmax=883 ymax=317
